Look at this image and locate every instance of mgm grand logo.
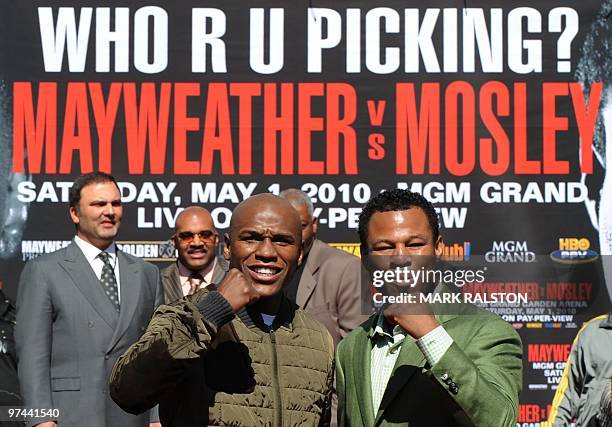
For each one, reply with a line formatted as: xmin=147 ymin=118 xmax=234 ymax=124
xmin=485 ymin=241 xmax=535 ymax=263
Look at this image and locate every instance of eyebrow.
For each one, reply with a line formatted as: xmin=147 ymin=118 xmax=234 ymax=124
xmin=370 ymin=235 xmax=428 ymax=245
xmin=238 ymin=229 xmax=296 ymax=242
xmin=90 ymin=198 xmax=121 ymax=204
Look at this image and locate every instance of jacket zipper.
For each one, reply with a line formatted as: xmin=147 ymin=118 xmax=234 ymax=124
xmin=270 ymin=330 xmax=283 ymax=427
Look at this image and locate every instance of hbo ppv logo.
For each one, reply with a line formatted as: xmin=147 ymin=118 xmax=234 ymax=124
xmin=550 ymin=238 xmax=598 ymax=264
xmin=559 ymin=238 xmax=590 ymax=250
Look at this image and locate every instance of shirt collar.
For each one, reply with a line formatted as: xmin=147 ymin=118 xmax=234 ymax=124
xmin=74 ymin=235 xmax=117 ymax=263
xmin=177 ymin=258 xmax=217 ymax=283
xmin=369 ymin=312 xmax=406 ymax=341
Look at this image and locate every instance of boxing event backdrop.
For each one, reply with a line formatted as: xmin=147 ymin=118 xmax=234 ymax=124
xmin=1 ymin=1 xmax=611 ymax=425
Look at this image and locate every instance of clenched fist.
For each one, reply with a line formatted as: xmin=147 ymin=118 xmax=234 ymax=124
xmin=217 ymin=268 xmax=260 ymax=312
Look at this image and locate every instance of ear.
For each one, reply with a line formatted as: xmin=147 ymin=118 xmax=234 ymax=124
xmin=69 ymin=206 xmax=80 ymax=225
xmin=223 ymin=233 xmax=231 ymax=261
xmin=312 ymin=216 xmax=318 ymax=235
xmin=434 ymin=236 xmax=444 ymax=257
xmin=171 ymin=234 xmax=178 ymax=249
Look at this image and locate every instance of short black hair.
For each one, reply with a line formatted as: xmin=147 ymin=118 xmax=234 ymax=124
xmin=358 ymin=189 xmax=440 ymax=251
xmin=69 ymin=172 xmax=119 ymax=209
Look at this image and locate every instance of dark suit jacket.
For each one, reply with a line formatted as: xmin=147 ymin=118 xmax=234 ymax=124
xmin=15 ymin=242 xmax=164 ymax=427
xmin=294 ymin=239 xmax=367 ymax=345
xmin=160 ymin=257 xmax=228 ymax=304
xmin=336 ymin=303 xmax=523 ymax=427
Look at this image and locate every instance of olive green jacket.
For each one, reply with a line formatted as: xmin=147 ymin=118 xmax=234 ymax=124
xmin=336 ymin=304 xmax=523 ymax=427
xmin=110 ymin=290 xmax=334 ymax=427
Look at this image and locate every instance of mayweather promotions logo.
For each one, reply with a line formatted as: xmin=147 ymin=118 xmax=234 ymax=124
xmin=550 ymin=238 xmax=598 ymax=264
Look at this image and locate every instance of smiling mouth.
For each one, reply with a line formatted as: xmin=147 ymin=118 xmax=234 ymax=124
xmin=246 ymin=265 xmax=283 ymax=283
xmin=188 ymin=249 xmax=207 ymax=258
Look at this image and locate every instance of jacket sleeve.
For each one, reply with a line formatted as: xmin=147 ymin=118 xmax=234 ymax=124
xmin=547 ymin=331 xmax=585 ymax=426
xmin=319 ymin=332 xmax=335 ymax=427
xmin=428 ymin=317 xmax=523 ymax=427
xmin=154 ymin=268 xmax=165 ymax=309
xmin=335 ymin=342 xmax=347 ymax=427
xmin=147 ymin=266 xmax=166 ymax=424
xmin=14 ymin=260 xmax=57 ymax=427
xmin=335 ymin=257 xmax=369 ymax=339
xmin=109 ymin=291 xmax=234 ymax=414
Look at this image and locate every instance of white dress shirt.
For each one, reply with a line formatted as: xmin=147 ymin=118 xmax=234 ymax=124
xmin=74 ymin=235 xmax=121 ymax=303
xmin=370 ymin=315 xmax=454 ymax=412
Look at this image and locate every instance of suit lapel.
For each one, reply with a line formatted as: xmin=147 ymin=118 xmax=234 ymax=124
xmin=107 ymin=251 xmax=142 ymax=352
xmin=353 ymin=320 xmax=376 ymax=427
xmin=59 ymin=243 xmax=118 ymax=329
xmin=374 ymin=338 xmax=426 ymax=425
xmin=373 ymin=303 xmax=461 ymax=425
xmin=296 ymin=240 xmax=321 ymax=308
xmin=163 ymin=263 xmax=183 ymax=303
xmin=211 ymin=256 xmax=229 ymax=286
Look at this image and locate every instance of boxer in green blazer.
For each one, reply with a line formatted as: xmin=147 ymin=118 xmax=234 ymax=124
xmin=336 ymin=189 xmax=523 ymax=427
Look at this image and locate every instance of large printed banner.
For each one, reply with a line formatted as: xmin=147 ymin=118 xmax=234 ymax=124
xmin=1 ymin=1 xmax=611 ymax=425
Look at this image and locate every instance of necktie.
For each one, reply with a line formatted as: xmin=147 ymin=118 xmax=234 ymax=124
xmin=98 ymin=252 xmax=120 ymax=311
xmin=188 ymin=272 xmax=205 ymax=295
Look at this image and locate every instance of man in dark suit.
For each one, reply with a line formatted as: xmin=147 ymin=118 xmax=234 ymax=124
xmin=336 ymin=189 xmax=522 ymax=426
xmin=279 ymin=189 xmax=366 ymax=345
xmin=15 ymin=172 xmax=164 ymax=427
xmin=161 ymin=206 xmax=228 ymax=303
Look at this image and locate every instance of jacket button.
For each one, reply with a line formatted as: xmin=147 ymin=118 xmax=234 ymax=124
xmin=441 ymin=373 xmax=449 ymax=381
xmin=104 ymin=355 xmax=109 ymax=360
xmin=88 ymin=321 xmax=95 ymax=328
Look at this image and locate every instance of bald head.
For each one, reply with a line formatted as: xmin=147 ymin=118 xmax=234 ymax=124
xmin=279 ymin=188 xmax=318 ymax=256
xmin=279 ymin=189 xmax=313 ymax=216
xmin=175 ymin=206 xmax=215 ymax=232
xmin=230 ymin=194 xmax=301 ymax=239
xmin=173 ymin=206 xmax=219 ymax=272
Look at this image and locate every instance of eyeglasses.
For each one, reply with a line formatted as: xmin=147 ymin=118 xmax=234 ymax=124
xmin=176 ymin=230 xmax=217 ymax=244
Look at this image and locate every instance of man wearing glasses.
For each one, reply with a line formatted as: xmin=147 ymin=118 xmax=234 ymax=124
xmin=161 ymin=206 xmax=228 ymax=303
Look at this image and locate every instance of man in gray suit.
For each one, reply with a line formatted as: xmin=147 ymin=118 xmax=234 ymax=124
xmin=279 ymin=189 xmax=367 ymax=345
xmin=15 ymin=172 xmax=164 ymax=427
xmin=161 ymin=206 xmax=228 ymax=303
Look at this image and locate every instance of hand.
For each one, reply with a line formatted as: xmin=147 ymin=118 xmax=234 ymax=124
xmin=217 ymin=268 xmax=260 ymax=312
xmin=149 ymin=423 xmax=162 ymax=427
xmin=382 ymin=283 xmax=439 ymax=339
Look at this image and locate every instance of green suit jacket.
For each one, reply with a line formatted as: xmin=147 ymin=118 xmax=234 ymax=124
xmin=336 ymin=303 xmax=523 ymax=427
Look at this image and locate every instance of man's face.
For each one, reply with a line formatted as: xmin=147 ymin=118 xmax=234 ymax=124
xmin=365 ymin=207 xmax=442 ymax=290
xmin=69 ymin=181 xmax=123 ymax=249
xmin=225 ymin=201 xmax=302 ymax=299
xmin=293 ymin=203 xmax=317 ymax=256
xmin=173 ymin=211 xmax=218 ymax=271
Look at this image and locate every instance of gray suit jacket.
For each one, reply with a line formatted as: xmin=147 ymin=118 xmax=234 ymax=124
xmin=160 ymin=257 xmax=228 ymax=304
xmin=295 ymin=239 xmax=368 ymax=345
xmin=15 ymin=241 xmax=164 ymax=427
